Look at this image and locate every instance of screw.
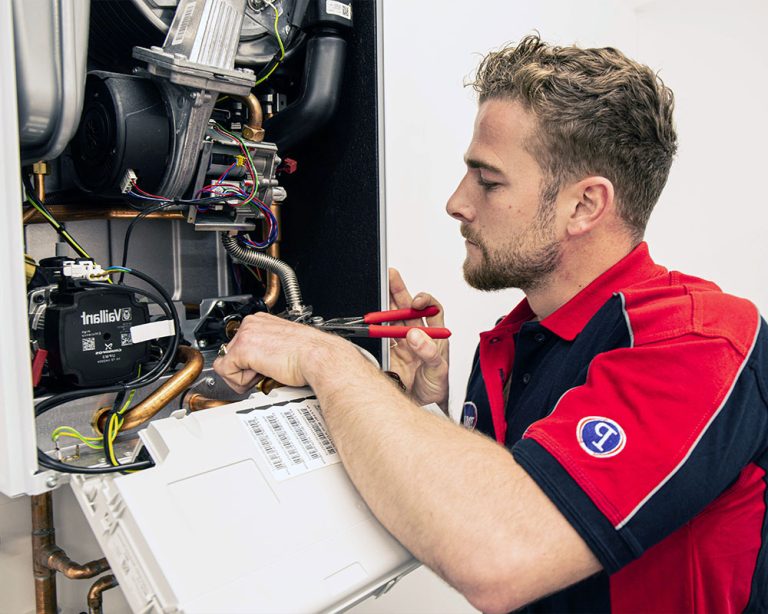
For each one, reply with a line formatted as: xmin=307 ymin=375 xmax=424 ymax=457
xmin=311 ymin=316 xmax=324 ymax=325
xmin=216 ymin=300 xmax=225 ymax=309
xmin=205 ymin=377 xmax=216 ymax=388
xmin=198 ymin=339 xmax=208 ymax=348
xmin=33 ymin=294 xmax=45 ymax=304
xmin=46 ymin=475 xmax=58 ymax=488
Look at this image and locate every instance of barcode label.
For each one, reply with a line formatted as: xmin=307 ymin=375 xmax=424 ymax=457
xmin=326 ymin=0 xmax=352 ymax=20
xmin=300 ymin=404 xmax=337 ymax=455
xmin=266 ymin=414 xmax=302 ymax=466
xmin=282 ymin=410 xmax=321 ymax=461
xmin=172 ymin=2 xmax=197 ymax=46
xmin=245 ymin=417 xmax=286 ymax=472
xmin=240 ymin=398 xmax=339 ymax=481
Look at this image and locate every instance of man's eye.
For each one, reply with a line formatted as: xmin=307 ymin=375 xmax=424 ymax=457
xmin=477 ymin=177 xmax=500 ymax=191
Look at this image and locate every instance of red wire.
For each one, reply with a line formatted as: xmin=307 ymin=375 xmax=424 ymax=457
xmin=132 ymin=183 xmax=168 ymax=200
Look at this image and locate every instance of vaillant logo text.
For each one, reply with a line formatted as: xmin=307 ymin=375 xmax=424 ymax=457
xmin=80 ymin=309 xmax=131 ymax=326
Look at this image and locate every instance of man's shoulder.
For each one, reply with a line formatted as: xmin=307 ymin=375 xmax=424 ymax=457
xmin=618 ymin=270 xmax=760 ymax=356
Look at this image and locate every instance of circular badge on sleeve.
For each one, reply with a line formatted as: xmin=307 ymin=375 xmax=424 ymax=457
xmin=577 ymin=416 xmax=626 ymax=458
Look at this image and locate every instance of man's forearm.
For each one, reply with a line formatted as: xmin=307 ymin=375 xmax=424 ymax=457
xmin=303 ymin=342 xmax=600 ymax=612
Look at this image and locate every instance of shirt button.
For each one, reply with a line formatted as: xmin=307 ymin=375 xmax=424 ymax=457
xmin=534 ymin=333 xmax=546 ymax=343
xmin=489 ymin=337 xmax=501 ymax=344
xmin=522 ymin=373 xmax=531 ymax=384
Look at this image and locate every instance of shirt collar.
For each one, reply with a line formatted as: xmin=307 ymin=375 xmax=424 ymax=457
xmin=488 ymin=242 xmax=668 ymax=342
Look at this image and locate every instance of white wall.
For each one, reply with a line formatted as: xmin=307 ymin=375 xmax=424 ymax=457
xmin=367 ymin=0 xmax=768 ymax=611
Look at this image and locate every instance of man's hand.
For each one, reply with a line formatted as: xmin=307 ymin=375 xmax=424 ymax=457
xmin=213 ymin=312 xmax=356 ymax=394
xmin=388 ymin=268 xmax=449 ymax=412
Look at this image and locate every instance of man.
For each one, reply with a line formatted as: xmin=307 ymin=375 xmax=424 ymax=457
xmin=215 ymin=36 xmax=768 ymax=612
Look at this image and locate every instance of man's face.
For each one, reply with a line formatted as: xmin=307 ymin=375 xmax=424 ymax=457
xmin=446 ymin=99 xmax=562 ymax=292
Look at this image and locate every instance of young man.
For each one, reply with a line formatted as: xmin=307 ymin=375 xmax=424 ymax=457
xmin=215 ymin=36 xmax=768 ymax=612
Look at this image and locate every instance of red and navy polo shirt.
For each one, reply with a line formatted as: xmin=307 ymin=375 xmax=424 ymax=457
xmin=464 ymin=242 xmax=768 ymax=612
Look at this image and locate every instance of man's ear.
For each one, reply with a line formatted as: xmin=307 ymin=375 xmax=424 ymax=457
xmin=563 ymin=177 xmax=614 ymax=237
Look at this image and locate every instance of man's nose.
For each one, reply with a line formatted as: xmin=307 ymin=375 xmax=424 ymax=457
xmin=446 ymin=175 xmax=475 ymax=223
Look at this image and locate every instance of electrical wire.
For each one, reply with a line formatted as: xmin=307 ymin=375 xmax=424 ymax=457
xmin=35 ymin=266 xmax=181 ymax=475
xmin=23 ymin=175 xmax=91 ymax=259
xmin=254 ymin=1 xmax=286 ymax=86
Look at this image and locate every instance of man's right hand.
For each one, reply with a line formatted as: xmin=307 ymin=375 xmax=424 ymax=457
xmin=388 ymin=268 xmax=449 ymax=413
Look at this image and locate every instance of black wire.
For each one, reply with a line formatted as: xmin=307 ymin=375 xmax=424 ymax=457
xmin=37 ymin=451 xmax=154 ymax=474
xmin=119 ymin=200 xmax=176 ymax=283
xmin=120 ymin=196 xmax=234 ymax=283
xmin=35 ymin=266 xmax=182 ymax=474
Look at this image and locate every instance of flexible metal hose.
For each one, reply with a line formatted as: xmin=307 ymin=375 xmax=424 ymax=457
xmin=221 ymin=234 xmax=304 ymax=313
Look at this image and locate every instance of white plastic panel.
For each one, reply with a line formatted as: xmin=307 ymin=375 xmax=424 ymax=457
xmin=71 ymin=387 xmax=418 ymax=613
xmin=0 ymin=0 xmax=50 ymax=498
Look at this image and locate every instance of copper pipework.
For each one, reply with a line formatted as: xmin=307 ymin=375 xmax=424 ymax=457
xmin=43 ymin=549 xmax=109 ymax=580
xmin=186 ymin=393 xmax=230 ymax=412
xmin=87 ymin=574 xmax=119 ymax=614
xmin=24 ymin=204 xmax=185 ymax=225
xmin=262 ymin=201 xmax=282 ymax=308
xmin=33 ymin=161 xmax=48 ymax=202
xmin=236 ymin=93 xmax=265 ymax=142
xmin=23 ymin=207 xmax=37 ymax=223
xmin=93 ymin=346 xmax=204 ymax=434
xmin=31 ymin=493 xmax=57 ymax=614
xmin=31 ymin=493 xmax=112 ymax=614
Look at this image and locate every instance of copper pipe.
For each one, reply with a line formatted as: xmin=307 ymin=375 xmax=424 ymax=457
xmin=186 ymin=393 xmax=230 ymax=412
xmin=42 ymin=549 xmax=109 ymax=580
xmin=87 ymin=574 xmax=119 ymax=614
xmin=31 ymin=493 xmax=57 ymax=614
xmin=93 ymin=346 xmax=204 ymax=434
xmin=25 ymin=205 xmax=185 ymax=225
xmin=235 ymin=93 xmax=265 ymax=142
xmin=33 ymin=161 xmax=48 ymax=202
xmin=262 ymin=202 xmax=282 ymax=308
xmin=23 ymin=207 xmax=37 ymax=224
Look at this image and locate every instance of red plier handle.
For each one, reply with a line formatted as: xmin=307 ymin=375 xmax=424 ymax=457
xmin=368 ymin=325 xmax=451 ymax=339
xmin=320 ymin=306 xmax=451 ymax=339
xmin=364 ymin=306 xmax=450 ymax=339
xmin=363 ymin=306 xmax=440 ymax=324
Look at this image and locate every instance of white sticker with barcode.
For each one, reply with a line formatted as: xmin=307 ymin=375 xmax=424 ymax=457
xmin=326 ymin=0 xmax=352 ymax=20
xmin=240 ymin=398 xmax=339 ymax=481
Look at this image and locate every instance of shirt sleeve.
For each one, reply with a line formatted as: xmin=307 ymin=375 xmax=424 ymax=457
xmin=512 ymin=320 xmax=768 ymax=573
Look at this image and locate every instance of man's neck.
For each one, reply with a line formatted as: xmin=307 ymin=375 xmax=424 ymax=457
xmin=525 ymin=237 xmax=637 ymax=320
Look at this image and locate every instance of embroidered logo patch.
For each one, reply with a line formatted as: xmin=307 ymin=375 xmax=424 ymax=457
xmin=577 ymin=416 xmax=626 ymax=458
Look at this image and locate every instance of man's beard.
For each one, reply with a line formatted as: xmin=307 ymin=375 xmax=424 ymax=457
xmin=461 ymin=202 xmax=561 ymax=292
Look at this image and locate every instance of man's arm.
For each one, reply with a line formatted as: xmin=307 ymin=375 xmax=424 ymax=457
xmin=215 ymin=314 xmax=601 ymax=613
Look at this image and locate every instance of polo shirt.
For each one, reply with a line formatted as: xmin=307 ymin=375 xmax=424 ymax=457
xmin=464 ymin=243 xmax=768 ymax=612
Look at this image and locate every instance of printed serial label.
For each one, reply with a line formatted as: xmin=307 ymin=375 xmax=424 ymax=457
xmin=172 ymin=1 xmax=197 ymax=46
xmin=240 ymin=398 xmax=339 ymax=481
xmin=326 ymin=0 xmax=352 ymax=20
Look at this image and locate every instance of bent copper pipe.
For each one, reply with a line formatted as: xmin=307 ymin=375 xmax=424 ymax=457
xmin=235 ymin=93 xmax=265 ymax=142
xmin=87 ymin=574 xmax=119 ymax=614
xmin=93 ymin=346 xmax=204 ymax=434
xmin=262 ymin=202 xmax=282 ymax=308
xmin=43 ymin=549 xmax=109 ymax=580
xmin=186 ymin=393 xmax=230 ymax=412
xmin=31 ymin=493 xmax=112 ymax=614
xmin=31 ymin=493 xmax=57 ymax=614
xmin=24 ymin=205 xmax=185 ymax=225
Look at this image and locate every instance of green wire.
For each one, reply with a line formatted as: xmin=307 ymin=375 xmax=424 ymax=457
xmin=212 ymin=123 xmax=260 ymax=204
xmin=26 ymin=195 xmax=91 ymax=259
xmin=51 ymin=426 xmax=104 ymax=450
xmin=254 ymin=2 xmax=285 ymax=86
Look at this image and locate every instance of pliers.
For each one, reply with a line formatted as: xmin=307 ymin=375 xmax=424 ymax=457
xmin=313 ymin=306 xmax=451 ymax=339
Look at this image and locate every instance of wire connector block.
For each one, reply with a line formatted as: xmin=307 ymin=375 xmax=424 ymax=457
xmin=120 ymin=169 xmax=138 ymax=194
xmin=61 ymin=260 xmax=106 ymax=281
